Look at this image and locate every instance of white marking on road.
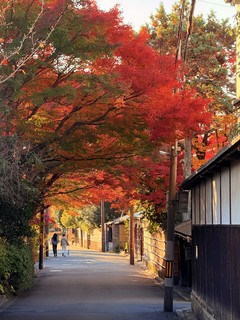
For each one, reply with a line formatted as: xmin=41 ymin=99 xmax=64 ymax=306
xmin=50 ymin=269 xmax=63 ymax=272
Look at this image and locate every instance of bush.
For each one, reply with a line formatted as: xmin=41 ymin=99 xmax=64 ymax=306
xmin=0 ymin=201 xmax=36 ymax=244
xmin=0 ymin=240 xmax=35 ymax=295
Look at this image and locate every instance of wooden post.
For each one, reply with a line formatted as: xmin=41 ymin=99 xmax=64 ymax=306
xmin=129 ymin=208 xmax=134 ymax=265
xmin=39 ymin=209 xmax=44 ymax=270
xmin=101 ymin=200 xmax=105 ymax=252
xmin=183 ymin=137 xmax=192 ymax=179
xmin=45 ymin=208 xmax=49 ymax=257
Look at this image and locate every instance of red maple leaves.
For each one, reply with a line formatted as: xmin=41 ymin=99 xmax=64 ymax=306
xmin=0 ymin=0 xmax=211 ymax=214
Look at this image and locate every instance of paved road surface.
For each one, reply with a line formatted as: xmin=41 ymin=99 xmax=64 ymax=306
xmin=0 ymin=249 xmax=190 ymax=320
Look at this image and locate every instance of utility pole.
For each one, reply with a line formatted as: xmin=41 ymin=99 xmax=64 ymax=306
xmin=101 ymin=200 xmax=105 ymax=252
xmin=164 ymin=141 xmax=178 ymax=312
xmin=129 ymin=207 xmax=134 ymax=265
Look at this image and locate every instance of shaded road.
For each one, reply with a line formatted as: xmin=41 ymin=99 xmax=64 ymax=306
xmin=0 ymin=249 xmax=190 ymax=320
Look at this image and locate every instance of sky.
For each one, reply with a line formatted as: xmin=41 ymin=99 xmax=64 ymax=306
xmin=96 ymin=0 xmax=236 ymax=30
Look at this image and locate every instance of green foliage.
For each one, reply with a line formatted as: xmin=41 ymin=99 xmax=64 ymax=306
xmin=0 ymin=201 xmax=37 ymax=244
xmin=140 ymin=201 xmax=184 ymax=234
xmin=60 ymin=202 xmax=120 ymax=233
xmin=60 ymin=211 xmax=81 ymax=229
xmin=78 ymin=207 xmax=97 ymax=232
xmin=60 ymin=205 xmax=99 ymax=233
xmin=51 ymin=209 xmax=64 ymax=229
xmin=0 ymin=137 xmax=40 ymax=207
xmin=230 ymin=123 xmax=240 ymax=140
xmin=140 ymin=202 xmax=168 ymax=233
xmin=0 ymin=240 xmax=35 ymax=295
xmin=0 ymin=136 xmax=40 ymax=244
xmin=148 ymin=1 xmax=236 ymax=104
xmin=94 ymin=202 xmax=120 ymax=226
xmin=147 ymin=0 xmax=237 ymax=150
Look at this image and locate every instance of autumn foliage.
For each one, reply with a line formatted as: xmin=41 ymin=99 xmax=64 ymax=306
xmin=0 ymin=0 xmax=211 ymax=221
xmin=147 ymin=2 xmax=237 ymax=171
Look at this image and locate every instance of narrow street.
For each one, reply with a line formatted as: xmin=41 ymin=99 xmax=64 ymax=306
xmin=0 ymin=249 xmax=190 ymax=320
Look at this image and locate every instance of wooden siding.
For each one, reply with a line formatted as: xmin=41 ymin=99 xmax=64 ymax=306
xmin=212 ymin=174 xmax=221 ymax=224
xmin=231 ymin=161 xmax=240 ymax=224
xmin=192 ymin=188 xmax=196 ymax=225
xmin=200 ymin=182 xmax=206 ymax=225
xmin=192 ymin=161 xmax=240 ymax=226
xmin=195 ymin=185 xmax=200 ymax=225
xmin=206 ymin=178 xmax=212 ymax=225
xmin=192 ymin=225 xmax=240 ymax=320
xmin=221 ymin=168 xmax=230 ymax=224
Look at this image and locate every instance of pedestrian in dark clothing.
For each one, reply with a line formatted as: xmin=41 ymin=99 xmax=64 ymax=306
xmin=51 ymin=233 xmax=59 ymax=257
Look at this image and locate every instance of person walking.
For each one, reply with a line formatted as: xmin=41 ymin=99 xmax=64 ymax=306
xmin=51 ymin=233 xmax=59 ymax=257
xmin=61 ymin=234 xmax=69 ymax=257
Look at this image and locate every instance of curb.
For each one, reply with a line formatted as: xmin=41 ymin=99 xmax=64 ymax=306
xmin=0 ymin=265 xmax=42 ymax=313
xmin=0 ymin=296 xmax=7 ymax=307
xmin=0 ymin=295 xmax=18 ymax=314
xmin=136 ymin=261 xmax=196 ymax=319
xmin=176 ymin=308 xmax=197 ymax=319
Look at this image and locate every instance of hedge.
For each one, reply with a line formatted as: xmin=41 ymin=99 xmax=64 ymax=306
xmin=0 ymin=240 xmax=35 ymax=295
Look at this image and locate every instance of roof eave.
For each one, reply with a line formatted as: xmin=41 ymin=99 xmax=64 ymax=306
xmin=181 ymin=135 xmax=240 ymax=189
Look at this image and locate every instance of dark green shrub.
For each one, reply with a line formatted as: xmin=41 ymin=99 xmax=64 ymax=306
xmin=0 ymin=241 xmax=9 ymax=295
xmin=0 ymin=240 xmax=35 ymax=295
xmin=0 ymin=201 xmax=37 ymax=244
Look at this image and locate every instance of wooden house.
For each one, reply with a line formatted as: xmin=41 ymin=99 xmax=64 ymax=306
xmin=181 ymin=136 xmax=240 ymax=320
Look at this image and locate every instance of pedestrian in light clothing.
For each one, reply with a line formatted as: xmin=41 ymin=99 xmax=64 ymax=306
xmin=51 ymin=233 xmax=58 ymax=257
xmin=61 ymin=234 xmax=69 ymax=257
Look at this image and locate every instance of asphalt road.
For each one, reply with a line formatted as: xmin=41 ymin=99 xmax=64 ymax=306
xmin=0 ymin=249 xmax=190 ymax=320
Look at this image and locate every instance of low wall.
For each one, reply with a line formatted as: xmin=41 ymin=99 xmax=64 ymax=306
xmin=77 ymin=228 xmax=102 ymax=251
xmin=142 ymin=227 xmax=166 ymax=277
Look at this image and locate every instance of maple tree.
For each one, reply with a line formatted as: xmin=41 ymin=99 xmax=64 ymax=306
xmin=0 ymin=0 xmax=211 ymax=241
xmin=147 ymin=0 xmax=237 ymax=169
